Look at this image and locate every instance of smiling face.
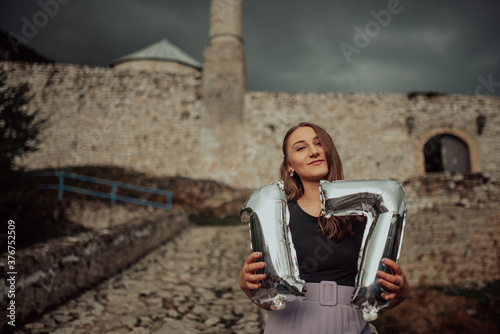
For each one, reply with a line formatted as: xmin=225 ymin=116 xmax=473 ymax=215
xmin=286 ymin=126 xmax=329 ymax=182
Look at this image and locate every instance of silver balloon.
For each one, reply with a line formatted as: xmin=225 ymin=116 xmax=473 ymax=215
xmin=320 ymin=179 xmax=406 ymax=321
xmin=241 ymin=181 xmax=306 ymax=310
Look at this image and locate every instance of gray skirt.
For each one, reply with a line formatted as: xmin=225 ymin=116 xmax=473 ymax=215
xmin=263 ymin=282 xmax=371 ymax=334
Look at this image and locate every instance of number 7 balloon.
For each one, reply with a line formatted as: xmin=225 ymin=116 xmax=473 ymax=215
xmin=320 ymin=179 xmax=406 ymax=321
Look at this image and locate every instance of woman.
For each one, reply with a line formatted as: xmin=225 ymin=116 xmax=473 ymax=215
xmin=238 ymin=122 xmax=409 ymax=333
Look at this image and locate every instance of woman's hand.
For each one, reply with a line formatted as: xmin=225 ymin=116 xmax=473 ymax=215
xmin=376 ymin=258 xmax=410 ymax=309
xmin=238 ymin=252 xmax=266 ymax=298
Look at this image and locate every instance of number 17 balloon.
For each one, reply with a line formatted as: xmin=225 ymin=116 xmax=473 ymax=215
xmin=241 ymin=179 xmax=406 ymax=321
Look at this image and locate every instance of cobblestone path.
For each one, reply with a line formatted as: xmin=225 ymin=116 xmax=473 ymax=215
xmin=16 ymin=225 xmax=266 ymax=334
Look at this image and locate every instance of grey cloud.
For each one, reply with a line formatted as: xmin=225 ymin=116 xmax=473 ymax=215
xmin=0 ymin=0 xmax=498 ymax=95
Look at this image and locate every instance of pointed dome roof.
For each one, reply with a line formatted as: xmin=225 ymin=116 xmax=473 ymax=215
xmin=110 ymin=39 xmax=202 ymax=69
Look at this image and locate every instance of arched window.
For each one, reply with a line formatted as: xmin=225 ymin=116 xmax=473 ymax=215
xmin=424 ymin=134 xmax=471 ymax=173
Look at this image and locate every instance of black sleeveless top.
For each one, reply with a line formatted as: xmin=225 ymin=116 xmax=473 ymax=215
xmin=288 ymin=202 xmax=366 ymax=286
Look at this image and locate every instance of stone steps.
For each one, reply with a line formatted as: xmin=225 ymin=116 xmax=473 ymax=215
xmin=18 ymin=225 xmax=265 ymax=334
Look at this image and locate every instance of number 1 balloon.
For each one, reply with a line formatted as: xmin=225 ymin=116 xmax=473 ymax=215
xmin=320 ymin=179 xmax=406 ymax=321
xmin=240 ymin=181 xmax=306 ymax=310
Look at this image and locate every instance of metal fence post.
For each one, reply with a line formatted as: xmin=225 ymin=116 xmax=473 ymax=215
xmin=111 ymin=183 xmax=117 ymax=206
xmin=58 ymin=172 xmax=65 ymax=201
xmin=167 ymin=193 xmax=172 ymax=210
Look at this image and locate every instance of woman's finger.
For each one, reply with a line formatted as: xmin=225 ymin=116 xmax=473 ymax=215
xmin=247 ymin=281 xmax=261 ymax=290
xmin=376 ymin=270 xmax=398 ymax=283
xmin=381 ymin=258 xmax=403 ymax=275
xmin=246 ymin=261 xmax=266 ymax=273
xmin=378 ymin=277 xmax=400 ymax=292
xmin=380 ymin=291 xmax=397 ymax=301
xmin=379 ymin=280 xmax=400 ymax=300
xmin=245 ymin=252 xmax=263 ymax=264
xmin=246 ymin=273 xmax=266 ymax=283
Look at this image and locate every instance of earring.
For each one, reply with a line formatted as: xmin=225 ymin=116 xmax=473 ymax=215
xmin=289 ymin=171 xmax=294 ymax=177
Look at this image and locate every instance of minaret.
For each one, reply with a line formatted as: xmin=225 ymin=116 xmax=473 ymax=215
xmin=199 ymin=0 xmax=246 ymax=183
xmin=202 ymin=0 xmax=246 ymax=124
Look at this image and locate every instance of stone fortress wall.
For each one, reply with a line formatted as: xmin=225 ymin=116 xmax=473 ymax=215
xmin=2 ymin=61 xmax=499 ymax=189
xmin=242 ymin=91 xmax=499 ymax=187
xmin=1 ymin=61 xmax=205 ymax=179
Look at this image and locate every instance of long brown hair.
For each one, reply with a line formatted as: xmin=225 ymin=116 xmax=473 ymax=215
xmin=280 ymin=122 xmax=353 ymax=241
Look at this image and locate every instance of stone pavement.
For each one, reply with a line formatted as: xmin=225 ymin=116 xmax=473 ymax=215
xmin=15 ymin=225 xmax=266 ymax=334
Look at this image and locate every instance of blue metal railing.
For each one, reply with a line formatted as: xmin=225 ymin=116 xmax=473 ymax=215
xmin=37 ymin=171 xmax=173 ymax=210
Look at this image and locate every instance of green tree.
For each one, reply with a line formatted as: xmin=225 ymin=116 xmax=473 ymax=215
xmin=0 ymin=71 xmax=46 ymax=172
xmin=0 ymin=71 xmax=51 ymax=248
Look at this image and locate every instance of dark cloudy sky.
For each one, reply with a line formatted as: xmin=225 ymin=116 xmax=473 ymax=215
xmin=1 ymin=0 xmax=499 ymax=96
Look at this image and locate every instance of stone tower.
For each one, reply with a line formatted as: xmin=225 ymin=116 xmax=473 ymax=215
xmin=202 ymin=0 xmax=246 ymax=123
xmin=200 ymin=0 xmax=246 ymax=183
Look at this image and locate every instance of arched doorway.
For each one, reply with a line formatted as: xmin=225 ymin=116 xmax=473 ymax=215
xmin=424 ymin=134 xmax=471 ymax=173
xmin=415 ymin=127 xmax=481 ymax=175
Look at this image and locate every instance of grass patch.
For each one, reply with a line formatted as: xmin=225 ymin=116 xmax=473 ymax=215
xmin=453 ymin=280 xmax=500 ymax=299
xmin=189 ymin=215 xmax=244 ymax=226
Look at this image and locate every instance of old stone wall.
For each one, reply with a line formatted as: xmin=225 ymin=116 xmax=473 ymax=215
xmin=401 ymin=173 xmax=500 ymax=288
xmin=1 ymin=61 xmax=206 ymax=180
xmin=65 ymin=200 xmax=178 ymax=231
xmin=112 ymin=60 xmax=201 ymax=74
xmin=2 ymin=62 xmax=499 ymax=189
xmin=0 ymin=207 xmax=189 ymax=331
xmin=242 ymin=92 xmax=500 ymax=188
